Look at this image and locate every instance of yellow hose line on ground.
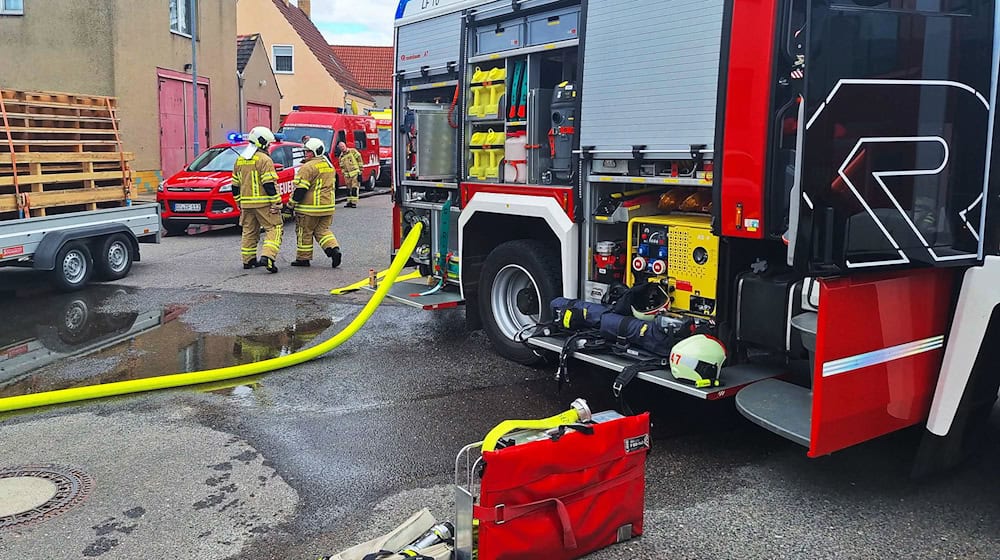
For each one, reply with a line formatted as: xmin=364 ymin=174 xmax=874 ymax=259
xmin=330 ymin=269 xmax=423 ymax=295
xmin=0 ymin=223 xmax=424 ymax=414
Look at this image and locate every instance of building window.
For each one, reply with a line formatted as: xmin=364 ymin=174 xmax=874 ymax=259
xmin=1 ymin=0 xmax=24 ymax=15
xmin=169 ymin=0 xmax=193 ymax=36
xmin=272 ymin=45 xmax=294 ymax=74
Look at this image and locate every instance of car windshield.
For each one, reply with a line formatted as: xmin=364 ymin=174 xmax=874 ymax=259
xmin=187 ymin=147 xmax=240 ymax=172
xmin=378 ymin=128 xmax=392 ymax=147
xmin=279 ymin=126 xmax=335 ymax=151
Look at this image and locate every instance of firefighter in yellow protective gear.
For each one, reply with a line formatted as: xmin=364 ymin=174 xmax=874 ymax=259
xmin=287 ymin=138 xmax=343 ymax=268
xmin=232 ymin=126 xmax=282 ymax=273
xmin=336 ymin=140 xmax=364 ymax=208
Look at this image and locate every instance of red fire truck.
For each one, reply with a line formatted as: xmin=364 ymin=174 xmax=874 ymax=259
xmin=279 ymin=106 xmax=381 ymax=192
xmin=388 ymin=0 xmax=1000 ymax=474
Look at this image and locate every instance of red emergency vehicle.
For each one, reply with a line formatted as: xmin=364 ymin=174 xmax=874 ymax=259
xmin=372 ymin=109 xmax=393 ymax=187
xmin=278 ymin=106 xmax=380 ymax=192
xmin=389 ymin=0 xmax=1000 ymax=476
xmin=156 ymin=138 xmax=302 ymax=236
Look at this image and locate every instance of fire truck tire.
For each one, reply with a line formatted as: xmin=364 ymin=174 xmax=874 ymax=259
xmin=479 ymin=240 xmax=561 ymax=365
xmin=363 ymin=173 xmax=377 ymax=192
xmin=52 ymin=241 xmax=94 ymax=292
xmin=95 ymin=234 xmax=134 ymax=281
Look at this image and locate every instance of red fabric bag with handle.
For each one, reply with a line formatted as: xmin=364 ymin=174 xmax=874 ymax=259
xmin=473 ymin=413 xmax=650 ymax=560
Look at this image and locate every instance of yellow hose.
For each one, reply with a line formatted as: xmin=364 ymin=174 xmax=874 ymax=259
xmin=0 ymin=222 xmax=424 ymax=414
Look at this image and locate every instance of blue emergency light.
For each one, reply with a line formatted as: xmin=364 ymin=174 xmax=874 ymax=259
xmin=227 ymin=132 xmax=244 ymax=143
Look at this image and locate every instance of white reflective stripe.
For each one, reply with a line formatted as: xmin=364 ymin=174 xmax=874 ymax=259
xmin=822 ymin=335 xmax=944 ymax=377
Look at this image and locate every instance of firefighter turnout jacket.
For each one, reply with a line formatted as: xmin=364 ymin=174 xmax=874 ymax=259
xmin=339 ymin=148 xmax=363 ymax=180
xmin=232 ymin=150 xmax=280 ymax=208
xmin=291 ymin=156 xmax=336 ymax=215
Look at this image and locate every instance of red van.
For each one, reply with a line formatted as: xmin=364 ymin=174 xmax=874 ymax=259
xmin=156 ymin=139 xmax=303 ymax=235
xmin=278 ymin=106 xmax=380 ymax=191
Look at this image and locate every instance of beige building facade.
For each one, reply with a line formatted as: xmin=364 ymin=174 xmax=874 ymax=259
xmin=0 ymin=0 xmax=240 ymax=194
xmin=236 ymin=0 xmax=373 ymax=117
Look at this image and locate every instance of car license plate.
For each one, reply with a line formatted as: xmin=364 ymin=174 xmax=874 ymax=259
xmin=174 ymin=203 xmax=202 ymax=212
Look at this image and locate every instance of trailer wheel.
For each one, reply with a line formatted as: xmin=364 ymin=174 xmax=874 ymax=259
xmin=96 ymin=234 xmax=133 ymax=281
xmin=479 ymin=240 xmax=561 ymax=365
xmin=53 ymin=241 xmax=94 ymax=292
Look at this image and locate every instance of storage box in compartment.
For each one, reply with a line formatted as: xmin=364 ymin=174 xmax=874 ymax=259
xmin=526 ymin=8 xmax=580 ymax=45
xmin=475 ymin=21 xmax=524 ymax=55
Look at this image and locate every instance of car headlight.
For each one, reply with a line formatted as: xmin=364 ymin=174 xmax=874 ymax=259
xmin=219 ymin=183 xmax=232 ymax=193
xmin=157 ymin=181 xmax=165 ymax=193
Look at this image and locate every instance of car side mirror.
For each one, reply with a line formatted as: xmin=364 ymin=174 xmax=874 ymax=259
xmin=274 ymin=163 xmax=285 ymax=171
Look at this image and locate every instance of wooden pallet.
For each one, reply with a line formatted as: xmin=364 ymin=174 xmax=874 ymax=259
xmin=1 ymin=88 xmax=132 ymax=218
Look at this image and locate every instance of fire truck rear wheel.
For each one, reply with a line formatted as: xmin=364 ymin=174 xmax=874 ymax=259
xmin=479 ymin=240 xmax=561 ymax=365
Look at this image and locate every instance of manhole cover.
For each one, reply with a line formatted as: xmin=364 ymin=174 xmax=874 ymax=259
xmin=0 ymin=465 xmax=92 ymax=530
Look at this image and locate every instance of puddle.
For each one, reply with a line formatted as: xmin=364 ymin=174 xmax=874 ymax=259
xmin=0 ymin=286 xmax=333 ymax=399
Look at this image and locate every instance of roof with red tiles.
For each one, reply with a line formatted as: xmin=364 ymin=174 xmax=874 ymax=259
xmin=329 ymin=45 xmax=394 ymax=94
xmin=269 ymin=0 xmax=373 ymax=102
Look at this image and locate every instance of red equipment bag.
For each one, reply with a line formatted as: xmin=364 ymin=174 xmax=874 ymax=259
xmin=473 ymin=413 xmax=650 ymax=560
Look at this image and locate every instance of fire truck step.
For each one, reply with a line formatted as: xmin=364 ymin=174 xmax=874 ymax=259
xmin=527 ymin=336 xmax=783 ymax=400
xmin=362 ymin=279 xmax=464 ymax=311
xmin=735 ymin=378 xmax=811 ymax=448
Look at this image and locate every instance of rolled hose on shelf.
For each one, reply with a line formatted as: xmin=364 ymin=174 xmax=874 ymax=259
xmin=0 ymin=222 xmax=425 ymax=414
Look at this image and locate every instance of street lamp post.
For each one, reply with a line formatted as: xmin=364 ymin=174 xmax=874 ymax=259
xmin=191 ymin=0 xmax=200 ymax=158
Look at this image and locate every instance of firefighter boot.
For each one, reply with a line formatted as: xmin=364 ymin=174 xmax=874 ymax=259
xmin=260 ymin=256 xmax=279 ymax=274
xmin=291 ymin=259 xmax=311 ymax=267
xmin=243 ymin=259 xmax=260 ymax=270
xmin=325 ymin=246 xmax=342 ymax=268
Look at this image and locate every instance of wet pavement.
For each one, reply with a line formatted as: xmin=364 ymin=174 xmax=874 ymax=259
xmin=1 ymin=192 xmax=1000 ymax=559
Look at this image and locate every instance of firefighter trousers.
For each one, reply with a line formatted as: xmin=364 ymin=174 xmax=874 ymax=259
xmin=346 ymin=175 xmax=360 ymax=205
xmin=240 ymin=206 xmax=283 ymax=264
xmin=295 ymin=214 xmax=339 ymax=261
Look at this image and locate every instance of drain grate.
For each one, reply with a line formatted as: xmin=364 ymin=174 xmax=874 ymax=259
xmin=0 ymin=465 xmax=93 ymax=530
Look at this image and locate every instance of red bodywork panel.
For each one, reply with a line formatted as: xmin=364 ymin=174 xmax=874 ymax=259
xmin=460 ymin=183 xmax=575 ymax=219
xmin=720 ymin=0 xmax=778 ymax=239
xmin=809 ymin=268 xmax=956 ymax=457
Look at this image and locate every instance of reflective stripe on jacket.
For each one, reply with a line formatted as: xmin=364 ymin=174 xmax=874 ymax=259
xmin=293 ymin=157 xmax=336 ymax=216
xmin=232 ymin=150 xmax=279 ymax=208
xmin=339 ymin=148 xmax=363 ymax=179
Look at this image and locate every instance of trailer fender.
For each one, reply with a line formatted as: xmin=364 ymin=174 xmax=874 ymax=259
xmin=33 ymin=224 xmax=139 ymax=271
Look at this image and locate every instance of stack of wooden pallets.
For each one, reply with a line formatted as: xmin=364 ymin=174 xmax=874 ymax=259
xmin=0 ymin=88 xmax=133 ymax=220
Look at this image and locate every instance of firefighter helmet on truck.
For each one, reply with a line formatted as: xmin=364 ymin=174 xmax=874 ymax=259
xmin=669 ymin=334 xmax=727 ymax=388
xmin=630 ymin=282 xmax=671 ymax=321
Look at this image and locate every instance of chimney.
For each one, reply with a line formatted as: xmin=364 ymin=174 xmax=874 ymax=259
xmin=299 ymin=0 xmax=311 ymax=18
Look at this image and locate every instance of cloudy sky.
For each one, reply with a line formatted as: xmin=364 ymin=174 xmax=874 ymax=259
xmin=298 ymin=0 xmax=398 ymax=46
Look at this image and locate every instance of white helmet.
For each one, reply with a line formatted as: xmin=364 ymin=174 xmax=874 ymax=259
xmin=303 ymin=137 xmax=326 ymax=157
xmin=246 ymin=126 xmax=276 ymax=150
xmin=669 ymin=334 xmax=727 ymax=388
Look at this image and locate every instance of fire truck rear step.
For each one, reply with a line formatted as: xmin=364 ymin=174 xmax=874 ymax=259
xmin=527 ymin=335 xmax=783 ymax=400
xmin=735 ymin=379 xmax=811 ymax=447
xmin=363 ymin=279 xmax=464 ymax=311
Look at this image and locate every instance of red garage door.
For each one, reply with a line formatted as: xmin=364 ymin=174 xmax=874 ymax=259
xmin=158 ymin=72 xmax=209 ymax=179
xmin=246 ymin=102 xmax=272 ymax=131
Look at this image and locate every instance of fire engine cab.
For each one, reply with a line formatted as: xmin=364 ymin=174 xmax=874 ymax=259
xmin=389 ymin=0 xmax=1000 ymax=474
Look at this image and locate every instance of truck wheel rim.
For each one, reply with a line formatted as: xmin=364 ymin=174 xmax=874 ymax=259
xmin=107 ymin=241 xmax=128 ymax=273
xmin=63 ymin=251 xmax=87 ymax=284
xmin=492 ymin=264 xmax=541 ymax=340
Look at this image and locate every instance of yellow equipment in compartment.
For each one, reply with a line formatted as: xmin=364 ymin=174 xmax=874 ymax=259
xmin=626 ymin=214 xmax=719 ymax=316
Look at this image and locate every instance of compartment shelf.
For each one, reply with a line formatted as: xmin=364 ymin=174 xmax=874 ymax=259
xmin=401 ymin=80 xmax=459 ymax=92
xmin=588 ymin=174 xmax=712 ymax=187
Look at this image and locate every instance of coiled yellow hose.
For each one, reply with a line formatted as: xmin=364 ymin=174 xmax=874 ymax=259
xmin=0 ymin=222 xmax=424 ymax=414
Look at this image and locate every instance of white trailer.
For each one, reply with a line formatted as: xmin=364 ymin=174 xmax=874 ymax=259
xmin=0 ymin=203 xmax=160 ymax=291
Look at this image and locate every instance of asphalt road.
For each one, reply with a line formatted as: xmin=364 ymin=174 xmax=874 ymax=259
xmin=1 ymin=192 xmax=999 ymax=559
